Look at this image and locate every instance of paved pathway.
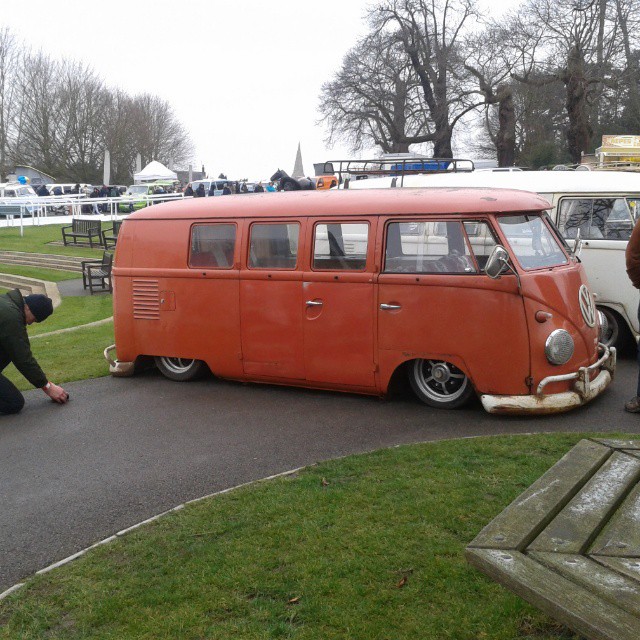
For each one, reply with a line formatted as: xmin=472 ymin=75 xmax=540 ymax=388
xmin=1 ymin=359 xmax=639 ymax=591
xmin=56 ymin=277 xmax=93 ymax=297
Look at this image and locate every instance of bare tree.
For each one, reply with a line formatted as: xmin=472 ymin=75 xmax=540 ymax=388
xmin=0 ymin=28 xmax=19 ymax=179
xmin=372 ymin=0 xmax=485 ymax=157
xmin=463 ymin=26 xmax=518 ymax=166
xmin=614 ymin=0 xmax=640 ymax=128
xmin=14 ymin=51 xmax=61 ymax=176
xmin=103 ymin=90 xmax=139 ymax=184
xmin=130 ymin=94 xmax=192 ymax=171
xmin=319 ymin=30 xmax=428 ymax=153
xmin=2 ymin=31 xmax=194 ymax=183
xmin=510 ymin=0 xmax=620 ymax=163
xmin=54 ymin=61 xmax=111 ymax=180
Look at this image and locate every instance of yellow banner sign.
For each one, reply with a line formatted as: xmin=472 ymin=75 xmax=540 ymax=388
xmin=602 ymin=135 xmax=640 ymax=148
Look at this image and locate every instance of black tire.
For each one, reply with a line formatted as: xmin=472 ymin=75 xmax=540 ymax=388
xmin=408 ymin=359 xmax=474 ymax=409
xmin=154 ymin=356 xmax=206 ymax=381
xmin=597 ymin=306 xmax=630 ymax=352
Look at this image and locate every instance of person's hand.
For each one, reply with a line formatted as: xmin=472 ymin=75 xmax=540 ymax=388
xmin=43 ymin=382 xmax=69 ymax=404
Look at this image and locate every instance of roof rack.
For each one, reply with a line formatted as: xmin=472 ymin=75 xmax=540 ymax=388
xmin=314 ymin=157 xmax=475 ymax=188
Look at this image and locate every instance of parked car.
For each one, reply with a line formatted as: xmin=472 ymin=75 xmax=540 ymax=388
xmin=0 ymin=182 xmax=39 ymax=215
xmin=46 ymin=183 xmax=91 ymax=195
xmin=118 ymin=182 xmax=175 ymax=212
xmin=190 ymin=179 xmax=229 ymax=196
xmin=0 ymin=182 xmax=38 ymax=199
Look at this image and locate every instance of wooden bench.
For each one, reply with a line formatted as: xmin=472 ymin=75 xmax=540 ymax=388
xmin=466 ymin=438 xmax=640 ymax=640
xmin=61 ymin=219 xmax=102 ymax=247
xmin=102 ymin=220 xmax=122 ymax=249
xmin=81 ymin=251 xmax=113 ymax=294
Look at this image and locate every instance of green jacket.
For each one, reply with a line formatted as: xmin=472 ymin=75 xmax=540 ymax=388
xmin=0 ymin=289 xmax=48 ymax=388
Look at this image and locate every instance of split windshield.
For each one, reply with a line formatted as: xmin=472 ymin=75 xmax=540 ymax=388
xmin=497 ymin=214 xmax=568 ymax=270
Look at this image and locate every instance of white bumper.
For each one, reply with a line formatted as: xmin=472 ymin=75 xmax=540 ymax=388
xmin=104 ymin=344 xmax=135 ymax=377
xmin=481 ymin=345 xmax=616 ymax=415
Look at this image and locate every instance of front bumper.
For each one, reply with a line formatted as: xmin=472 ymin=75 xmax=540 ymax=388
xmin=481 ymin=344 xmax=616 ymax=415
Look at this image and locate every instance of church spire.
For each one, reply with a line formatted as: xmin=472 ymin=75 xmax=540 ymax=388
xmin=292 ymin=142 xmax=305 ymax=178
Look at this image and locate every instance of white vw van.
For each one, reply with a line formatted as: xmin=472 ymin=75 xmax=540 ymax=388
xmin=343 ymin=170 xmax=640 ymax=350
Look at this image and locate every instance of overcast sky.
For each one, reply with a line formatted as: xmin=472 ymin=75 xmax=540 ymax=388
xmin=5 ymin=0 xmax=509 ymax=182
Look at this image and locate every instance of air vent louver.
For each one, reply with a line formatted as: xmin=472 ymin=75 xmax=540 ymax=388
xmin=132 ymin=279 xmax=160 ymax=320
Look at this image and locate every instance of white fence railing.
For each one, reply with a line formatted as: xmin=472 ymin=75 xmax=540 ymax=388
xmin=0 ymin=192 xmax=189 ymax=222
xmin=0 ymin=193 xmax=191 ymax=236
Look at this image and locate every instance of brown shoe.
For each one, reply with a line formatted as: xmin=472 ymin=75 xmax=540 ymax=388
xmin=625 ymin=397 xmax=640 ymax=413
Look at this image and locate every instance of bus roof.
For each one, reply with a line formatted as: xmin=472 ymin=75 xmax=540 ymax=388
xmin=345 ymin=169 xmax=640 ymax=194
xmin=129 ymin=187 xmax=550 ymax=221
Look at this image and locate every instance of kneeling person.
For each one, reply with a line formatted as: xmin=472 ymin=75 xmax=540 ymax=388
xmin=0 ymin=290 xmax=69 ymax=414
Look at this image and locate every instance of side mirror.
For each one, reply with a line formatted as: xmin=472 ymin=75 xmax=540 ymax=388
xmin=485 ymin=245 xmax=510 ymax=279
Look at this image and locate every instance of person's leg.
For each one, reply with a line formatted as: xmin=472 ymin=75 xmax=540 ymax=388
xmin=0 ymin=373 xmax=25 ymax=415
xmin=636 ymin=300 xmax=640 ymax=398
xmin=626 ymin=300 xmax=640 ymax=411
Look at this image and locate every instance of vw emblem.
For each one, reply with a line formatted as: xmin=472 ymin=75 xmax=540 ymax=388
xmin=579 ymin=285 xmax=596 ymax=327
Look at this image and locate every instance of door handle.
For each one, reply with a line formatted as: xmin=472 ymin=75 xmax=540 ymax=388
xmin=380 ymin=303 xmax=401 ymax=310
xmin=306 ymin=300 xmax=323 ymax=307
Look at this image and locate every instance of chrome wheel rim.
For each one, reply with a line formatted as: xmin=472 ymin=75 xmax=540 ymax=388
xmin=413 ymin=359 xmax=468 ymax=402
xmin=159 ymin=357 xmax=197 ymax=374
xmin=599 ymin=307 xmax=618 ymax=347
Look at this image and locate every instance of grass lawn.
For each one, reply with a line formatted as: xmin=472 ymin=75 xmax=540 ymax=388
xmin=0 ymin=224 xmax=105 ymax=258
xmin=29 ymin=296 xmax=113 ymax=336
xmin=3 ymin=321 xmax=114 ymax=390
xmin=0 ymin=433 xmax=608 ymax=640
xmin=0 ymin=263 xmax=80 ymax=281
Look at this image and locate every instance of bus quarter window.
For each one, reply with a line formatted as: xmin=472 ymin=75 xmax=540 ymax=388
xmin=249 ymin=223 xmax=300 ymax=269
xmin=313 ymin=222 xmax=369 ymax=270
xmin=189 ymin=224 xmax=236 ymax=268
xmin=384 ymin=221 xmax=477 ymax=274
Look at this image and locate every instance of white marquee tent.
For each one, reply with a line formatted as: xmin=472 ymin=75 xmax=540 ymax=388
xmin=134 ymin=160 xmax=178 ymax=183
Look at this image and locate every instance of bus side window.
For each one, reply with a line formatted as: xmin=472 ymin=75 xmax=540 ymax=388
xmin=249 ymin=223 xmax=300 ymax=269
xmin=189 ymin=223 xmax=236 ymax=268
xmin=383 ymin=221 xmax=475 ymax=274
xmin=313 ymin=222 xmax=369 ymax=270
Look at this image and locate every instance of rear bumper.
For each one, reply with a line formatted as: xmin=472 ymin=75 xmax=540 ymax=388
xmin=481 ymin=345 xmax=616 ymax=415
xmin=104 ymin=344 xmax=135 ymax=377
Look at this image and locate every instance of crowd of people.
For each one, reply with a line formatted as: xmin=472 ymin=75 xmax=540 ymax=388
xmin=27 ymin=178 xmax=282 ymax=216
xmin=184 ymin=180 xmax=277 ymax=196
xmin=34 ymin=180 xmax=279 ymax=200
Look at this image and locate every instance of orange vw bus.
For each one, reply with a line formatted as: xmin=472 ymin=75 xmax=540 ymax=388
xmin=105 ymin=188 xmax=615 ymax=414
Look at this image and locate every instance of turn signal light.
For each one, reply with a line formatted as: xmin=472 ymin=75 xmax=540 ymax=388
xmin=535 ymin=311 xmax=553 ymax=323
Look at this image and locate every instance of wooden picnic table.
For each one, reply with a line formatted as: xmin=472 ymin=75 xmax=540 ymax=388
xmin=466 ymin=438 xmax=640 ymax=640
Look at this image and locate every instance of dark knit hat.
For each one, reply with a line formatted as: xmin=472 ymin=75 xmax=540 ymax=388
xmin=24 ymin=294 xmax=54 ymax=323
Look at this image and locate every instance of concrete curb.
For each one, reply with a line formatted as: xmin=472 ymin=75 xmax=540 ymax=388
xmin=0 ymin=465 xmax=307 ymax=602
xmin=0 ymin=433 xmax=540 ymax=604
xmin=31 ymin=316 xmax=113 ymax=339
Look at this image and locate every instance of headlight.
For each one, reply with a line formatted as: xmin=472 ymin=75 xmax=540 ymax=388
xmin=597 ymin=310 xmax=608 ymax=342
xmin=545 ymin=329 xmax=574 ymax=365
